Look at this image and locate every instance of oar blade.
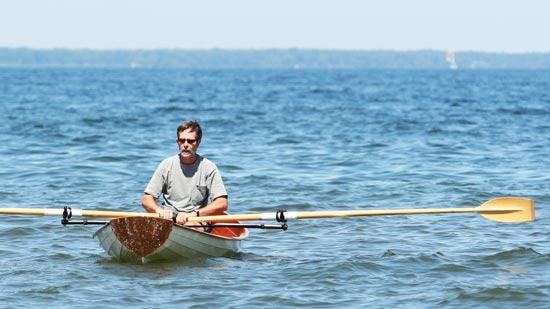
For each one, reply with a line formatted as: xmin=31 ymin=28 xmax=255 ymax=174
xmin=478 ymin=197 xmax=535 ymax=223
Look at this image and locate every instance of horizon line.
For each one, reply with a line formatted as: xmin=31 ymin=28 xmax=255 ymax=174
xmin=2 ymin=46 xmax=550 ymax=55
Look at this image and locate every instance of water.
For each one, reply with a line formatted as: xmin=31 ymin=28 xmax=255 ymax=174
xmin=0 ymin=68 xmax=548 ymax=308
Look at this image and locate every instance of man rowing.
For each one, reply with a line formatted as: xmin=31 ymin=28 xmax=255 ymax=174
xmin=142 ymin=120 xmax=228 ymax=230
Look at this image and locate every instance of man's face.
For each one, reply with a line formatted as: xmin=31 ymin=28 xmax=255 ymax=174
xmin=177 ymin=129 xmax=200 ymax=161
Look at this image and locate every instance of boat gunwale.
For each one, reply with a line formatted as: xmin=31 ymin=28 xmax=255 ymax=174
xmin=93 ymin=219 xmax=249 ymax=241
xmin=173 ymin=222 xmax=249 ymax=241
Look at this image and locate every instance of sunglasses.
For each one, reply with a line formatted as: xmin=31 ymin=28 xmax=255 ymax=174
xmin=177 ymin=138 xmax=197 ymax=144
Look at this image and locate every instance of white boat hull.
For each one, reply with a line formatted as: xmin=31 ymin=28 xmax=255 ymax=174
xmin=93 ymin=216 xmax=248 ymax=262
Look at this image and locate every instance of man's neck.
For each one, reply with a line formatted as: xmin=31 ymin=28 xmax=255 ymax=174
xmin=179 ymin=154 xmax=198 ymax=165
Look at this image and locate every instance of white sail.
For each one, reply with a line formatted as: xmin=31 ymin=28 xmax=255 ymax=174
xmin=446 ymin=51 xmax=458 ymax=69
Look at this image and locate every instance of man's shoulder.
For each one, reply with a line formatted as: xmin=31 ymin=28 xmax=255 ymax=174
xmin=158 ymin=155 xmax=180 ymax=168
xmin=197 ymin=156 xmax=219 ymax=171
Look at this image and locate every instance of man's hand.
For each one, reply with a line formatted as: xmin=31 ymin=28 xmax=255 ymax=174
xmin=175 ymin=211 xmax=198 ymax=225
xmin=157 ymin=209 xmax=173 ymax=220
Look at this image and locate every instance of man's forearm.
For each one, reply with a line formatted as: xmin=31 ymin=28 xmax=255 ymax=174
xmin=142 ymin=194 xmax=162 ymax=213
xmin=199 ymin=196 xmax=228 ymax=216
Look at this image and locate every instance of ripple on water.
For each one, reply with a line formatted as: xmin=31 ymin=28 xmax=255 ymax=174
xmin=453 ymin=286 xmax=548 ymax=306
xmin=430 ymin=263 xmax=471 ymax=273
xmin=21 ymin=285 xmax=66 ymax=296
xmin=483 ymin=247 xmax=542 ymax=262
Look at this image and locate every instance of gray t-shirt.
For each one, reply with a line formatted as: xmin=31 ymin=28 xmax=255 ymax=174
xmin=144 ymin=154 xmax=227 ymax=213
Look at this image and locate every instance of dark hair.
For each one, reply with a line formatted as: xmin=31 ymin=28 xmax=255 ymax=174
xmin=177 ymin=120 xmax=202 ymax=142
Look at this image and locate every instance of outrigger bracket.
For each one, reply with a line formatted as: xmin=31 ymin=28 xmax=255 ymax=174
xmin=61 ymin=206 xmax=107 ymax=225
xmin=185 ymin=223 xmax=288 ymax=230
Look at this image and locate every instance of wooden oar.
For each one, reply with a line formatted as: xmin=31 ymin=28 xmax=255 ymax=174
xmin=187 ymin=197 xmax=535 ymax=224
xmin=0 ymin=197 xmax=535 ymax=223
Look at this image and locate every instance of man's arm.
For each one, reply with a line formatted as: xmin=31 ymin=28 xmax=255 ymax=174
xmin=199 ymin=196 xmax=228 ymax=216
xmin=142 ymin=193 xmax=172 ymax=219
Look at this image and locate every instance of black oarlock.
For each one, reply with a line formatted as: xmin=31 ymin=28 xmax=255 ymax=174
xmin=275 ymin=209 xmax=287 ymax=222
xmin=61 ymin=206 xmax=72 ymax=226
xmin=275 ymin=209 xmax=288 ymax=230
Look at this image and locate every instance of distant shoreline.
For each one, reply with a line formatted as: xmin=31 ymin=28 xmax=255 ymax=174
xmin=2 ymin=48 xmax=550 ymax=69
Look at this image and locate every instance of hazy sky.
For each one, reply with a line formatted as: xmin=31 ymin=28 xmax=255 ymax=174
xmin=1 ymin=0 xmax=548 ymax=52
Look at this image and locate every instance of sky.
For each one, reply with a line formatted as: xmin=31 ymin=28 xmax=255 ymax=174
xmin=1 ymin=0 xmax=549 ymax=52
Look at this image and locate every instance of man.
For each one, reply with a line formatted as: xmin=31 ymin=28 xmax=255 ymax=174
xmin=142 ymin=120 xmax=228 ymax=228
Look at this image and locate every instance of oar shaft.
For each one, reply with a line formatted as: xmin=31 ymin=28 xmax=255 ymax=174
xmin=288 ymin=208 xmax=483 ymax=219
xmin=0 ymin=208 xmax=68 ymax=216
xmin=81 ymin=210 xmax=157 ymax=218
xmin=188 ymin=207 xmax=523 ymax=223
xmin=0 ymin=208 xmax=157 ymax=218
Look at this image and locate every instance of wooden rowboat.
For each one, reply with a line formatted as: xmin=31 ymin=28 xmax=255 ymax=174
xmin=93 ymin=216 xmax=248 ymax=262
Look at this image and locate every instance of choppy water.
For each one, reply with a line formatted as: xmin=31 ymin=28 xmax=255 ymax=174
xmin=0 ymin=68 xmax=548 ymax=308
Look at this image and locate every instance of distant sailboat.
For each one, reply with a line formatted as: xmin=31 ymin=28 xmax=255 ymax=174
xmin=446 ymin=51 xmax=458 ymax=69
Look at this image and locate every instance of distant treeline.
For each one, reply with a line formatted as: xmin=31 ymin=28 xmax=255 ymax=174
xmin=1 ymin=48 xmax=550 ymax=69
